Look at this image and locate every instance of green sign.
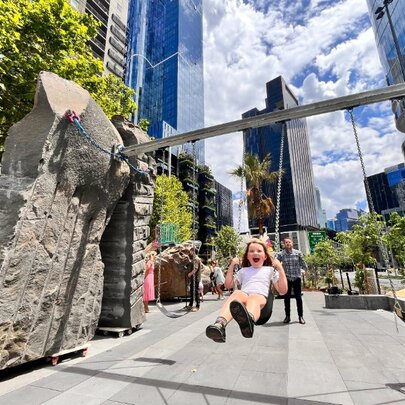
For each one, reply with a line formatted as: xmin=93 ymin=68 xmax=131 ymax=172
xmin=308 ymin=231 xmax=326 ymax=253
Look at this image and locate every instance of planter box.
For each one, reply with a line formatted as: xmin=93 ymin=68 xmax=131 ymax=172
xmin=324 ymin=293 xmax=405 ymax=312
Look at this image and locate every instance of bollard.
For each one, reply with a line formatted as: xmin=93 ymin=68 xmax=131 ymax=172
xmin=339 ymin=269 xmax=345 ymax=290
xmin=374 ymin=268 xmax=381 ymax=295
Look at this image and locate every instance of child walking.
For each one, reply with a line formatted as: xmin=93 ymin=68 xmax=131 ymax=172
xmin=206 ymin=238 xmax=288 ymax=343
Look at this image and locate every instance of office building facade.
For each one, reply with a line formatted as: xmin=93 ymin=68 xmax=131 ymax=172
xmin=126 ymin=0 xmax=205 ymax=162
xmin=367 ymin=0 xmax=405 ymax=85
xmin=334 ymin=208 xmax=362 ymax=232
xmin=242 ymin=76 xmax=318 ymax=235
xmin=215 ymin=181 xmax=233 ymax=231
xmin=367 ymin=172 xmax=398 ymax=214
xmin=69 ymin=0 xmax=129 ymax=79
xmin=367 ymin=0 xmax=405 ymax=133
xmin=368 ymin=162 xmax=405 ymax=219
xmin=315 ymin=187 xmax=327 ymax=228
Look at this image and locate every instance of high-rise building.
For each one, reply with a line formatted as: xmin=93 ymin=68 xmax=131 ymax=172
xmin=367 ymin=163 xmax=405 ymax=219
xmin=126 ymin=0 xmax=205 ymax=163
xmin=367 ymin=0 xmax=405 ymax=133
xmin=367 ymin=171 xmax=398 ymax=214
xmin=215 ymin=181 xmax=233 ymax=231
xmin=367 ymin=0 xmax=405 ymax=85
xmin=69 ymin=0 xmax=129 ymax=79
xmin=335 ymin=208 xmax=362 ymax=232
xmin=242 ymin=76 xmax=318 ymax=234
xmin=315 ymin=187 xmax=327 ymax=228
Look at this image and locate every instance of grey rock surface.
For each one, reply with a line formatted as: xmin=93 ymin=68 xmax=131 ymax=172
xmin=99 ymin=117 xmax=155 ymax=329
xmin=0 ymin=72 xmax=130 ymax=369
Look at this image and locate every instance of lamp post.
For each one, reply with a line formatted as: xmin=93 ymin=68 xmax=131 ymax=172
xmin=375 ymin=0 xmax=405 ymax=82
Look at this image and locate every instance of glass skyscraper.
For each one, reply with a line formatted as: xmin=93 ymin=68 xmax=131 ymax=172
xmin=242 ymin=76 xmax=318 ymax=234
xmin=126 ymin=0 xmax=205 ymax=163
xmin=367 ymin=0 xmax=405 ymax=84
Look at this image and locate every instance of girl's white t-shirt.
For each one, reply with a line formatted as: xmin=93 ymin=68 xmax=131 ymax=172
xmin=235 ymin=266 xmax=279 ymax=297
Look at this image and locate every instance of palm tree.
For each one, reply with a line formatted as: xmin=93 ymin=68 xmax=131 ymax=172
xmin=230 ymin=153 xmax=282 ymax=236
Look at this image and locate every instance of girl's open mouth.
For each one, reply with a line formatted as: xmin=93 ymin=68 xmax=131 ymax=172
xmin=252 ymin=258 xmax=260 ymax=263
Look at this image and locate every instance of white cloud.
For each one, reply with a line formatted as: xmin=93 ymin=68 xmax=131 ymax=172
xmin=203 ymin=0 xmax=405 ymax=221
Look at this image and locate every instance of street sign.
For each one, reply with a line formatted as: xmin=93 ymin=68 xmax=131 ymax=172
xmin=308 ymin=231 xmax=327 ymax=253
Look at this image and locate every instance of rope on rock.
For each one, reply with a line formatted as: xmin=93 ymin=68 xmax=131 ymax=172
xmin=65 ymin=110 xmax=149 ymax=176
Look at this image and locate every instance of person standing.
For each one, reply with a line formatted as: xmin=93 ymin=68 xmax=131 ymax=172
xmin=187 ymin=259 xmax=201 ymax=312
xmin=277 ymin=238 xmax=307 ymax=324
xmin=212 ymin=260 xmax=225 ymax=299
xmin=143 ymin=252 xmax=156 ymax=313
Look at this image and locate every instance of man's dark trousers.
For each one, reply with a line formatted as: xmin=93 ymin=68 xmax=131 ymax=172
xmin=189 ymin=277 xmax=200 ymax=308
xmin=284 ymin=278 xmax=303 ymax=317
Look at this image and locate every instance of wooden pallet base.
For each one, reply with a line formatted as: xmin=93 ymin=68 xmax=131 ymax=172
xmin=96 ymin=326 xmax=140 ymax=338
xmin=48 ymin=344 xmax=89 ymax=366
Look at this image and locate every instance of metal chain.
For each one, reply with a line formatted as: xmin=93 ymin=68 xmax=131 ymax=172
xmin=237 ymin=135 xmax=246 ymax=234
xmin=191 ymin=142 xmax=197 ymax=304
xmin=65 ymin=110 xmax=149 ymax=176
xmin=274 ymin=123 xmax=285 ymax=252
xmin=156 ymin=150 xmax=166 ymax=304
xmin=348 ymin=109 xmax=399 ymax=304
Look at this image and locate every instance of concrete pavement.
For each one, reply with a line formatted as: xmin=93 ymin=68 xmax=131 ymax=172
xmin=0 ymin=292 xmax=405 ymax=404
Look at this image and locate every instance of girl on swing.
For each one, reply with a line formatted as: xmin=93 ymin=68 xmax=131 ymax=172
xmin=206 ymin=238 xmax=288 ymax=343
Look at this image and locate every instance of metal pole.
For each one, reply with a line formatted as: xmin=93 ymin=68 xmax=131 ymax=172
xmin=168 ymin=146 xmax=172 ymax=177
xmin=121 ymin=83 xmax=405 ymax=156
xmin=346 ymin=272 xmax=352 ymax=292
xmin=339 ymin=269 xmax=345 ymax=289
xmin=384 ymin=2 xmax=405 ymax=81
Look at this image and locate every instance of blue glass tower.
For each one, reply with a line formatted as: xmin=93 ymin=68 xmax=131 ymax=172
xmin=367 ymin=0 xmax=405 ymax=84
xmin=126 ymin=0 xmax=205 ymax=163
xmin=243 ymin=76 xmax=318 ymax=234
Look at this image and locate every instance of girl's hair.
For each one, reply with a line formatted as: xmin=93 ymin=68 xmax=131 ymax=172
xmin=241 ymin=238 xmax=273 ymax=267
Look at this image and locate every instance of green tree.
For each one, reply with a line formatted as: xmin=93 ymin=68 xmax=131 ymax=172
xmin=213 ymin=226 xmax=242 ymax=264
xmin=312 ymin=238 xmax=340 ymax=287
xmin=303 ymin=254 xmax=322 ymax=288
xmin=304 ymin=239 xmax=342 ymax=289
xmin=0 ymin=0 xmax=136 ymax=151
xmin=384 ymin=212 xmax=405 ymax=271
xmin=336 ymin=213 xmax=384 ymax=293
xmin=230 ymin=153 xmax=281 ymax=236
xmin=149 ymin=175 xmax=192 ymax=243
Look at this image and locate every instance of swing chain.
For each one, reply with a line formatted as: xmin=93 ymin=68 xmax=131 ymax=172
xmin=156 ymin=150 xmax=167 ymax=304
xmin=274 ymin=123 xmax=285 ymax=252
xmin=347 ymin=109 xmax=399 ymax=304
xmin=191 ymin=142 xmax=197 ymax=305
xmin=348 ymin=110 xmax=375 ymax=213
xmin=237 ymin=136 xmax=246 ymax=234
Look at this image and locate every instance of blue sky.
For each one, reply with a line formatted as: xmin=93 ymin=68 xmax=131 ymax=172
xmin=202 ymin=0 xmax=404 ymax=229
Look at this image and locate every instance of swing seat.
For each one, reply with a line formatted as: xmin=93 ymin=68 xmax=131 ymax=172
xmin=255 ymin=288 xmax=275 ymax=326
xmin=156 ymin=301 xmax=189 ymax=318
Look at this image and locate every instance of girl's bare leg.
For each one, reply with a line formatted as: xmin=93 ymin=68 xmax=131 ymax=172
xmin=245 ymin=294 xmax=266 ymax=321
xmin=217 ymin=290 xmax=249 ymax=322
xmin=216 ymin=291 xmax=266 ymax=323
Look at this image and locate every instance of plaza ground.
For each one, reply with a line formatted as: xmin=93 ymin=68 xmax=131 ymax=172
xmin=0 ymin=291 xmax=405 ymax=404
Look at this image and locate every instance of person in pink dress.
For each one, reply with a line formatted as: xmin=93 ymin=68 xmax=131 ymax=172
xmin=143 ymin=252 xmax=156 ymax=313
